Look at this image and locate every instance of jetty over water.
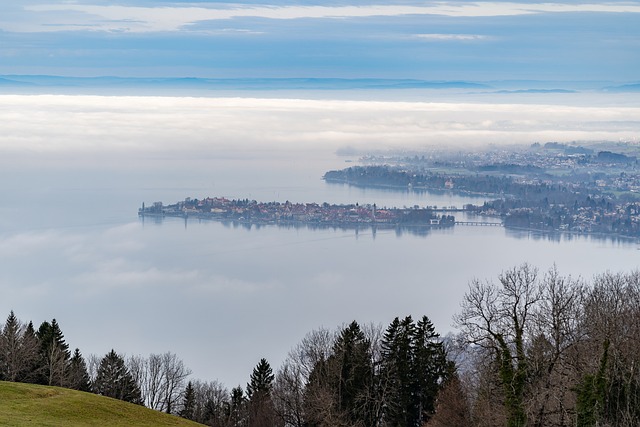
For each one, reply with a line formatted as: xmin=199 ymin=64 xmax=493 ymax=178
xmin=455 ymin=221 xmax=503 ymax=227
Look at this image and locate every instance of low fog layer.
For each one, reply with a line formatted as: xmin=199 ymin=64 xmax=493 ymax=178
xmin=1 ymin=95 xmax=639 ymax=165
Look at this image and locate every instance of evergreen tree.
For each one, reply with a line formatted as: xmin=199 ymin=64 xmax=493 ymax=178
xmin=381 ymin=316 xmax=416 ymax=426
xmin=328 ymin=321 xmax=374 ymax=425
xmin=413 ymin=315 xmax=449 ymax=422
xmin=0 ymin=311 xmax=23 ymax=381
xmin=381 ymin=315 xmax=450 ymax=427
xmin=227 ymin=386 xmax=248 ymax=427
xmin=19 ymin=321 xmax=40 ymax=384
xmin=36 ymin=319 xmax=71 ymax=386
xmin=67 ymin=348 xmax=92 ymax=392
xmin=247 ymin=358 xmax=274 ymax=399
xmin=246 ymin=358 xmax=279 ymax=427
xmin=179 ymin=381 xmax=196 ymax=420
xmin=94 ymin=349 xmax=142 ymax=404
xmin=302 ymin=357 xmax=335 ymax=427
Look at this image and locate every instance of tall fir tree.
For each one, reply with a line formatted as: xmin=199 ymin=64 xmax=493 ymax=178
xmin=67 ymin=348 xmax=92 ymax=392
xmin=227 ymin=385 xmax=248 ymax=427
xmin=179 ymin=381 xmax=196 ymax=420
xmin=19 ymin=321 xmax=41 ymax=383
xmin=380 ymin=315 xmax=450 ymax=427
xmin=93 ymin=349 xmax=142 ymax=404
xmin=36 ymin=319 xmax=71 ymax=386
xmin=329 ymin=321 xmax=374 ymax=426
xmin=247 ymin=358 xmax=274 ymax=399
xmin=0 ymin=311 xmax=23 ymax=381
xmin=246 ymin=358 xmax=280 ymax=427
xmin=413 ymin=315 xmax=450 ymax=423
xmin=381 ymin=316 xmax=417 ymax=427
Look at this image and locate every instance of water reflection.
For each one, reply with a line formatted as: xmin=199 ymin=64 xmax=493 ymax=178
xmin=143 ymin=215 xmax=454 ymax=238
xmin=504 ymin=227 xmax=639 ymax=246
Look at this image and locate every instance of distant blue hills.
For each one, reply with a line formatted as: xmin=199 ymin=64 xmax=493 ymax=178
xmin=0 ymin=75 xmax=638 ymax=94
xmin=0 ymin=75 xmax=491 ymax=90
xmin=603 ymin=83 xmax=640 ymax=92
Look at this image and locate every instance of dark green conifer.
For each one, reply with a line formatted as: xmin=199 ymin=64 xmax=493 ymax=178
xmin=227 ymin=385 xmax=248 ymax=427
xmin=93 ymin=349 xmax=142 ymax=404
xmin=19 ymin=321 xmax=40 ymax=383
xmin=414 ymin=315 xmax=449 ymax=422
xmin=381 ymin=316 xmax=416 ymax=426
xmin=179 ymin=381 xmax=196 ymax=420
xmin=247 ymin=358 xmax=274 ymax=399
xmin=36 ymin=319 xmax=71 ymax=386
xmin=380 ymin=315 xmax=449 ymax=427
xmin=329 ymin=321 xmax=374 ymax=425
xmin=0 ymin=311 xmax=22 ymax=381
xmin=67 ymin=348 xmax=92 ymax=392
xmin=246 ymin=358 xmax=280 ymax=427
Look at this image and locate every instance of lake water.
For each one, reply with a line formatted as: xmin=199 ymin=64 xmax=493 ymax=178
xmin=1 ymin=94 xmax=639 ymax=388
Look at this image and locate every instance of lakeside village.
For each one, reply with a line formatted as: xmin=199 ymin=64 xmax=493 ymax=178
xmin=325 ymin=142 xmax=640 ymax=238
xmin=138 ymin=197 xmax=456 ymax=229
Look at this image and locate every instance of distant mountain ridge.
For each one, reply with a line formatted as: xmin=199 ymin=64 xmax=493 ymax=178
xmin=1 ymin=75 xmax=638 ymax=94
xmin=0 ymin=75 xmax=491 ymax=90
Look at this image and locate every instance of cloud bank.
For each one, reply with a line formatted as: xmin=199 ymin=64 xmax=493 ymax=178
xmin=0 ymin=95 xmax=638 ymax=164
xmin=16 ymin=2 xmax=640 ymax=33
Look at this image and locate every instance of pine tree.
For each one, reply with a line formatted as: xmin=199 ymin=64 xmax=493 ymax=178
xmin=414 ymin=315 xmax=449 ymax=423
xmin=36 ymin=319 xmax=71 ymax=386
xmin=0 ymin=311 xmax=23 ymax=381
xmin=179 ymin=381 xmax=196 ymax=420
xmin=328 ymin=321 xmax=374 ymax=425
xmin=94 ymin=349 xmax=143 ymax=404
xmin=381 ymin=316 xmax=416 ymax=426
xmin=380 ymin=315 xmax=450 ymax=427
xmin=246 ymin=358 xmax=279 ymax=427
xmin=247 ymin=358 xmax=274 ymax=399
xmin=227 ymin=385 xmax=248 ymax=427
xmin=67 ymin=348 xmax=92 ymax=392
xmin=19 ymin=321 xmax=40 ymax=383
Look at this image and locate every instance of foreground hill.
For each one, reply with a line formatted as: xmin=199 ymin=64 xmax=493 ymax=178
xmin=0 ymin=381 xmax=203 ymax=426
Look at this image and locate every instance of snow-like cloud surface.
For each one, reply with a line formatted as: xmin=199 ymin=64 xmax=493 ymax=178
xmin=12 ymin=2 xmax=640 ymax=33
xmin=0 ymin=95 xmax=639 ymax=162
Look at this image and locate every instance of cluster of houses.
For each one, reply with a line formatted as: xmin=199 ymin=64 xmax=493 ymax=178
xmin=140 ymin=197 xmax=455 ymax=227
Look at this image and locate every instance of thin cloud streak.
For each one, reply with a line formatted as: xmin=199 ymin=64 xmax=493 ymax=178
xmin=414 ymin=33 xmax=489 ymax=41
xmin=15 ymin=2 xmax=640 ymax=33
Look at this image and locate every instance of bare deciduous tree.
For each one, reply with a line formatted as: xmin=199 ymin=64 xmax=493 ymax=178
xmin=128 ymin=351 xmax=191 ymax=414
xmin=272 ymin=328 xmax=334 ymax=427
xmin=455 ymin=263 xmax=542 ymax=427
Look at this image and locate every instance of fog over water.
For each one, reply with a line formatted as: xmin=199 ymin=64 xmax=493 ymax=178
xmin=1 ymin=93 xmax=639 ymax=387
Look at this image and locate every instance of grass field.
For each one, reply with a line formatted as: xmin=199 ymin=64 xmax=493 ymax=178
xmin=0 ymin=381 xmax=203 ymax=426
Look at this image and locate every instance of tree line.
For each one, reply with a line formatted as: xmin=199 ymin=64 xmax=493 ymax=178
xmin=3 ymin=264 xmax=640 ymax=426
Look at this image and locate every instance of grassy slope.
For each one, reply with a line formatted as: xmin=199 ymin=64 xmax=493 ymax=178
xmin=0 ymin=381 xmax=203 ymax=427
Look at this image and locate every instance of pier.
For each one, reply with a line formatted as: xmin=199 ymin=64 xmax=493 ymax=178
xmin=455 ymin=221 xmax=503 ymax=227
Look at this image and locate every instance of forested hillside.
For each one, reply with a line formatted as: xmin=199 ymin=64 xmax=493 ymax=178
xmin=2 ymin=265 xmax=640 ymax=426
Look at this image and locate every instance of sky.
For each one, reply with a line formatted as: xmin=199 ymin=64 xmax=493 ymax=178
xmin=1 ymin=0 xmax=639 ymax=81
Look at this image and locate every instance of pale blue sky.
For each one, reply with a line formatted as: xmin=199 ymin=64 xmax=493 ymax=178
xmin=1 ymin=1 xmax=639 ymax=81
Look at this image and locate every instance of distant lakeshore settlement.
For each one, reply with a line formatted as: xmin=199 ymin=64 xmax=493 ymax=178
xmin=139 ymin=142 xmax=640 ymax=238
xmin=138 ymin=197 xmax=456 ymax=229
